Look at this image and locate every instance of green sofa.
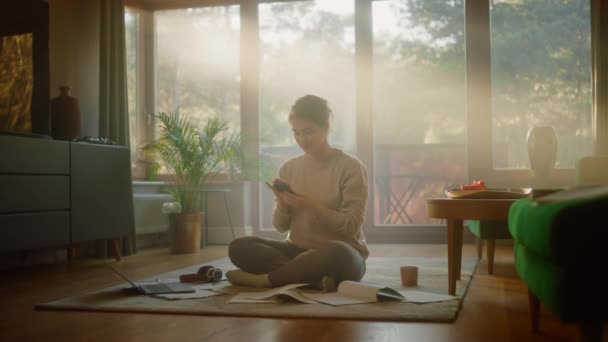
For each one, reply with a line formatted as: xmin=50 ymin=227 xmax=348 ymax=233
xmin=508 ymin=156 xmax=608 ymax=341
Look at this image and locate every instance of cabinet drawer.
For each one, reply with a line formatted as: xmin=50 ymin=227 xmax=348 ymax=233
xmin=0 ymin=212 xmax=70 ymax=252
xmin=0 ymin=135 xmax=69 ymax=174
xmin=0 ymin=175 xmax=70 ymax=213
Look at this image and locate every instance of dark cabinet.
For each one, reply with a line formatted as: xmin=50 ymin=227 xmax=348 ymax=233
xmin=0 ymin=135 xmax=134 ymax=254
xmin=71 ymin=142 xmax=134 ymax=242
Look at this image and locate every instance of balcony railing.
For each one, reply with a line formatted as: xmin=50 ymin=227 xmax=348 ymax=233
xmin=374 ymin=144 xmax=466 ymax=225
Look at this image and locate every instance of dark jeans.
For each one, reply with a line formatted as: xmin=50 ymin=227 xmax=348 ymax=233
xmin=228 ymin=236 xmax=366 ymax=287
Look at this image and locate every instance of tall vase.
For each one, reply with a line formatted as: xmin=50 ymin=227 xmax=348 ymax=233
xmin=50 ymin=86 xmax=81 ymax=140
xmin=527 ymin=126 xmax=558 ymax=180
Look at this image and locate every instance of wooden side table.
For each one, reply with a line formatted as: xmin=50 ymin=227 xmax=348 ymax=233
xmin=426 ymin=198 xmax=516 ymax=295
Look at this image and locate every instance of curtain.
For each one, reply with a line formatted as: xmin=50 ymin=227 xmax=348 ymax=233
xmin=96 ymin=0 xmax=136 ymax=256
xmin=99 ymin=0 xmax=129 ymax=146
xmin=592 ymin=0 xmax=608 ymax=156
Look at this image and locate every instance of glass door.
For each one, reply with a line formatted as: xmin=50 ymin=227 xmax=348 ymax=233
xmin=258 ymin=0 xmax=356 ymax=230
xmin=371 ymin=0 xmax=466 ymax=228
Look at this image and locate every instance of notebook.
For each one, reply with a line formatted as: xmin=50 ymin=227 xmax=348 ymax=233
xmin=107 ymin=263 xmax=195 ymax=295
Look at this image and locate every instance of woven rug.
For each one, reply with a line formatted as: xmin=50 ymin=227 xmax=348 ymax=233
xmin=37 ymin=257 xmax=478 ymax=322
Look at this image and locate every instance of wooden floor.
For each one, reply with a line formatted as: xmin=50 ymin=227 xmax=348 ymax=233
xmin=0 ymin=244 xmax=601 ymax=342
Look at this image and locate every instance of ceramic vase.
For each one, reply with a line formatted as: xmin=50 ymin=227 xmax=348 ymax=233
xmin=50 ymin=86 xmax=81 ymax=140
xmin=527 ymin=126 xmax=558 ymax=180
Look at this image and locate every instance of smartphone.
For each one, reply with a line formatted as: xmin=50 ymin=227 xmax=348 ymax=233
xmin=265 ymin=181 xmax=294 ymax=193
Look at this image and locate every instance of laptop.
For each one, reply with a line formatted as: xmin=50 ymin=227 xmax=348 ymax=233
xmin=107 ymin=263 xmax=195 ymax=295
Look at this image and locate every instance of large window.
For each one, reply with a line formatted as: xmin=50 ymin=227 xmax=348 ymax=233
xmin=125 ymin=1 xmax=601 ymax=240
xmin=372 ymin=0 xmax=466 ymax=225
xmin=490 ymin=0 xmax=592 ymax=170
xmin=155 ymin=7 xmax=241 ymax=133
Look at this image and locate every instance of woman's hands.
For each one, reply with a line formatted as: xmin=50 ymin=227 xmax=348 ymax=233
xmin=271 ymin=178 xmax=321 ymax=213
xmin=277 ymin=191 xmax=319 ymax=211
xmin=270 ymin=179 xmax=291 ymax=210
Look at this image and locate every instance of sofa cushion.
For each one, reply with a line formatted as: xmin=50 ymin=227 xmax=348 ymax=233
xmin=509 ymin=196 xmax=608 ymax=265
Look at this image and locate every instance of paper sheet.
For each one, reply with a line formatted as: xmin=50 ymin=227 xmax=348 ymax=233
xmin=152 ymin=289 xmax=224 ymax=300
xmin=137 ymin=279 xmax=230 ymax=292
xmin=300 ymin=281 xmax=403 ymax=306
xmin=228 ymin=297 xmax=280 ymax=304
xmin=228 ymin=281 xmax=458 ymax=306
xmin=300 ymin=281 xmax=457 ymax=306
xmin=398 ymin=290 xmax=457 ymax=303
xmin=228 ymin=283 xmax=316 ymax=304
xmin=301 ymin=292 xmax=377 ymax=305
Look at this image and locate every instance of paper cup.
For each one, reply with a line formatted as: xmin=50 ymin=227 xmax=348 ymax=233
xmin=400 ymin=266 xmax=418 ymax=287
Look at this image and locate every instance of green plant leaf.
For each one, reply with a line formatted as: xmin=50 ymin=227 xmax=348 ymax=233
xmin=141 ymin=109 xmax=243 ymax=213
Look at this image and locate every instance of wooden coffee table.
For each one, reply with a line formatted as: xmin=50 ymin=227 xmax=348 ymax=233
xmin=426 ymin=198 xmax=518 ymax=295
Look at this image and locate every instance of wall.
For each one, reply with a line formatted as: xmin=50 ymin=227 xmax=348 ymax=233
xmin=49 ymin=0 xmax=100 ymax=137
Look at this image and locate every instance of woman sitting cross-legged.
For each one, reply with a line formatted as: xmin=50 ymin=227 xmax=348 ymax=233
xmin=226 ymin=94 xmax=369 ymax=291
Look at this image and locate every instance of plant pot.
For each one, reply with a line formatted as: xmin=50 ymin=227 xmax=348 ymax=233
xmin=168 ymin=212 xmax=202 ymax=254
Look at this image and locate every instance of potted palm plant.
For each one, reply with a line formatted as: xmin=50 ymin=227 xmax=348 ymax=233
xmin=144 ymin=110 xmax=242 ymax=254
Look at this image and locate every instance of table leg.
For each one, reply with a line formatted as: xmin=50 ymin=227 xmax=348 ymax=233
xmin=476 ymin=237 xmax=483 ymax=259
xmin=487 ymin=239 xmax=496 ymax=275
xmin=447 ymin=219 xmax=463 ymax=295
xmin=223 ymin=192 xmax=236 ymax=239
xmin=455 ymin=220 xmax=463 ymax=281
xmin=111 ymin=238 xmax=121 ymax=262
xmin=203 ymin=192 xmax=208 ymax=248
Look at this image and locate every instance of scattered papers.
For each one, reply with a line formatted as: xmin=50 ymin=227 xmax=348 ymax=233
xmin=142 ymin=279 xmax=232 ymax=300
xmin=399 ymin=290 xmax=457 ymax=304
xmin=228 ymin=281 xmax=459 ymax=306
xmin=301 ymin=281 xmax=405 ymax=306
xmin=228 ymin=283 xmax=317 ymax=304
xmin=153 ymin=289 xmax=223 ymax=301
xmin=300 ymin=281 xmax=458 ymax=306
xmin=230 ymin=283 xmax=308 ymax=300
xmin=302 ymin=291 xmax=375 ymax=306
xmin=229 ymin=297 xmax=281 ymax=304
xmin=145 ymin=277 xmax=458 ymax=305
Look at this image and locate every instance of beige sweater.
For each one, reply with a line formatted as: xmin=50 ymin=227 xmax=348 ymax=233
xmin=271 ymin=149 xmax=369 ymax=259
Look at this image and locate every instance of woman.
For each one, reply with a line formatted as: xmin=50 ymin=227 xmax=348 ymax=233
xmin=226 ymin=94 xmax=369 ymax=290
